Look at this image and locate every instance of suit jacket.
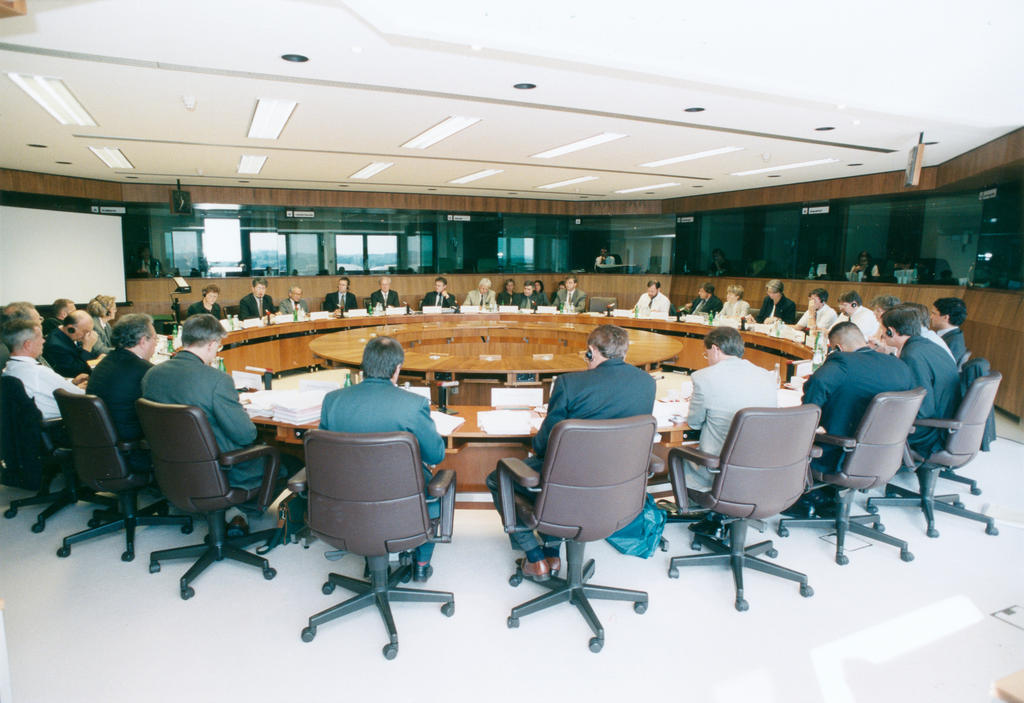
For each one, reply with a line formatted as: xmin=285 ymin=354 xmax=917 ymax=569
xmin=554 ymin=288 xmax=587 ymax=313
xmin=320 ymin=378 xmax=445 ymax=466
xmin=753 ymin=294 xmax=797 ymax=324
xmin=688 ymin=294 xmax=723 ymax=316
xmin=421 ymin=291 xmax=455 ymax=309
xmin=533 ymin=358 xmax=655 ymax=461
xmin=687 ymin=357 xmax=777 ymax=458
xmin=324 ymin=291 xmax=357 ymax=313
xmin=802 ymin=347 xmax=916 ymax=472
xmin=141 ymin=350 xmax=262 ymax=489
xmin=939 ymin=327 xmax=966 ymax=363
xmin=899 ymin=335 xmax=961 ymax=456
xmin=369 ymin=290 xmax=400 ymax=309
xmin=464 ymin=289 xmax=497 ymax=307
xmin=496 ymin=291 xmax=516 ymax=306
xmin=186 ymin=301 xmax=223 ymax=319
xmin=278 ymin=297 xmax=309 ymax=315
xmin=238 ymin=293 xmax=276 ymax=320
xmin=42 ymin=317 xmax=61 ymax=337
xmin=87 ymin=349 xmax=153 ymax=442
xmin=43 ymin=329 xmax=97 ymax=378
xmin=91 ymin=317 xmax=113 ymax=355
xmin=512 ymin=292 xmax=545 ymax=309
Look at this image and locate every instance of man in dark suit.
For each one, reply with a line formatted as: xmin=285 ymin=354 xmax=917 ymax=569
xmin=682 ymin=281 xmax=724 ymax=316
xmin=43 ymin=310 xmax=101 ymax=377
xmin=747 ymin=279 xmax=797 ymax=325
xmin=323 ymin=276 xmax=357 ymax=314
xmin=486 ymin=324 xmax=656 ymax=581
xmin=42 ymin=298 xmax=75 ymax=337
xmin=513 ymin=280 xmax=545 ymax=310
xmin=319 ymin=336 xmax=446 ymax=582
xmin=238 ymin=277 xmax=276 ymax=320
xmin=931 ymin=297 xmax=967 ymax=363
xmin=883 ymin=306 xmax=961 ymax=457
xmin=420 ymin=276 xmax=455 ymax=309
xmin=87 ymin=313 xmax=158 ymax=469
xmin=369 ymin=276 xmax=400 ymax=309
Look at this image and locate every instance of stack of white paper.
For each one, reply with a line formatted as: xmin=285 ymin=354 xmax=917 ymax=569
xmin=430 ymin=411 xmax=466 ymax=436
xmin=271 ymin=389 xmax=329 ymax=424
xmin=239 ymin=390 xmax=278 ymax=418
xmin=652 ymin=400 xmax=687 ymax=427
xmin=476 ymin=410 xmax=534 ymax=435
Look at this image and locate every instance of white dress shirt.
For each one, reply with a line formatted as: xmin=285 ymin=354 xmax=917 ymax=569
xmin=635 ymin=292 xmax=671 ymax=314
xmin=796 ymin=303 xmax=838 ymax=330
xmin=2 ymin=356 xmax=84 ymax=419
xmin=836 ymin=306 xmax=879 ymax=339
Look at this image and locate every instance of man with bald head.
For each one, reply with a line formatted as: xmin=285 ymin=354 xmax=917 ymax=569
xmin=43 ymin=309 xmax=101 ymax=377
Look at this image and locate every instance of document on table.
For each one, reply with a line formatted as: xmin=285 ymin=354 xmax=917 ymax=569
xmin=430 ymin=411 xmax=466 ymax=436
xmin=476 ymin=410 xmax=537 ymax=435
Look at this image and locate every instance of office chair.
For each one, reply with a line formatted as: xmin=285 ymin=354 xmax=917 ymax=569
xmin=136 ymin=399 xmax=282 ymax=599
xmin=776 ymin=389 xmax=926 ymax=564
xmin=588 ymin=296 xmax=616 ymax=313
xmin=666 ymin=405 xmax=821 ymax=611
xmin=497 ymin=415 xmax=656 ymax=652
xmin=298 ymin=430 xmax=456 ymax=659
xmin=867 ymin=372 xmax=1002 ymax=538
xmin=52 ymin=389 xmax=192 ymax=561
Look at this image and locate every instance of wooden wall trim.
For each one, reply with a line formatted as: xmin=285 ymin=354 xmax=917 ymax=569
xmin=0 ymin=169 xmax=123 ymax=201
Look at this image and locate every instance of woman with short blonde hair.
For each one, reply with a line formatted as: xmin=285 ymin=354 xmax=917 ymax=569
xmin=720 ymin=284 xmax=750 ymax=318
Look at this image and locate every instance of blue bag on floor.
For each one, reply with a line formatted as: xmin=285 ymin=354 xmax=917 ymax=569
xmin=605 ymin=493 xmax=666 ymax=558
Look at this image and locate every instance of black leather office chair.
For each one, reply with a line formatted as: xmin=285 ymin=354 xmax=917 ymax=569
xmin=136 ymin=398 xmax=282 ymax=599
xmin=867 ymin=372 xmax=1002 ymax=538
xmin=497 ymin=415 xmax=656 ymax=652
xmin=588 ymin=296 xmax=616 ymax=313
xmin=667 ymin=405 xmax=821 ymax=611
xmin=777 ymin=389 xmax=926 ymax=564
xmin=53 ymin=389 xmax=192 ymax=561
xmin=297 ymin=430 xmax=456 ymax=659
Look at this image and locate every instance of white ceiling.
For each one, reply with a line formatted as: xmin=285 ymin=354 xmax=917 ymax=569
xmin=1 ymin=0 xmax=1021 ymax=202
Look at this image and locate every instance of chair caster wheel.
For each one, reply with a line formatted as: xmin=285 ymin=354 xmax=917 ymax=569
xmin=633 ymin=601 xmax=647 ymax=614
xmin=835 ymin=554 xmax=849 ymax=566
xmin=509 ymin=572 xmax=523 ymax=587
xmin=441 ymin=601 xmax=455 ymax=617
xmin=766 ymin=548 xmax=778 ymax=558
xmin=970 ymin=487 xmax=981 ymax=496
xmin=777 ymin=526 xmax=789 ymax=537
xmin=87 ymin=517 xmax=103 ymax=528
xmin=874 ymin=523 xmax=886 ymax=533
xmin=322 ymin=581 xmax=335 ymax=595
xmin=986 ymin=524 xmax=999 ymax=536
xmin=800 ymin=584 xmax=814 ymax=598
xmin=589 ymin=637 xmax=604 ymax=653
xmin=149 ymin=562 xmax=160 ymax=574
xmin=668 ymin=566 xmax=679 ymax=579
xmin=900 ymin=550 xmax=914 ymax=562
xmin=659 ymin=538 xmax=669 ymax=552
xmin=181 ymin=524 xmax=193 ymax=534
xmin=507 ymin=616 xmax=519 ymax=629
xmin=926 ymin=527 xmax=939 ymax=538
xmin=263 ymin=567 xmax=277 ymax=580
xmin=735 ymin=598 xmax=749 ymax=612
xmin=180 ymin=586 xmax=195 ymax=600
xmin=301 ymin=627 xmax=316 ymax=643
xmin=382 ymin=643 xmax=398 ymax=660
xmin=865 ymin=504 xmax=878 ymax=514
xmin=121 ymin=549 xmax=134 ymax=562
xmin=953 ymin=501 xmax=964 ymax=509
xmin=689 ymin=540 xmax=702 ymax=552
xmin=4 ymin=507 xmax=16 ymax=519
xmin=31 ymin=520 xmax=45 ymax=533
xmin=56 ymin=545 xmax=70 ymax=558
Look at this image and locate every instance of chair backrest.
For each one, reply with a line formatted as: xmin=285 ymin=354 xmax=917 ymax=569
xmin=934 ymin=371 xmax=1001 ymax=467
xmin=531 ymin=415 xmax=657 ymax=542
xmin=53 ymin=390 xmax=132 ymax=489
xmin=303 ymin=429 xmax=430 ymax=557
xmin=708 ymin=405 xmax=822 ymax=519
xmin=589 ymin=296 xmax=616 ymax=313
xmin=135 ymin=398 xmax=232 ymax=512
xmin=956 ymin=350 xmax=972 ymax=372
xmin=835 ymin=388 xmax=927 ymax=489
xmin=0 ymin=375 xmax=46 ymax=490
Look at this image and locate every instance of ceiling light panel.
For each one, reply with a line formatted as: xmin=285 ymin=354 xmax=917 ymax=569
xmin=731 ymin=158 xmax=839 ymax=176
xmin=8 ymin=73 xmax=97 ymax=126
xmin=88 ymin=146 xmax=133 ymax=169
xmin=247 ymin=98 xmax=298 ymax=139
xmin=537 ymin=176 xmax=598 ymax=190
xmin=531 ymin=132 xmax=627 ymax=159
xmin=640 ymin=146 xmax=743 ymax=168
xmin=401 ymin=116 xmax=481 ymax=149
xmin=350 ymin=161 xmax=394 ymax=179
xmin=237 ymin=154 xmax=268 ymax=174
xmin=448 ymin=168 xmax=504 ymax=184
xmin=614 ymin=182 xmax=680 ymax=194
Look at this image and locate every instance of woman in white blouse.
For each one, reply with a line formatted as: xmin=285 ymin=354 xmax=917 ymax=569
xmin=719 ymin=284 xmax=750 ymax=318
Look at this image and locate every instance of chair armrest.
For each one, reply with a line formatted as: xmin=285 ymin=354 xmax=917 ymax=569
xmin=427 ymin=469 xmax=457 ymax=543
xmin=498 ymin=457 xmax=541 ymax=488
xmin=220 ymin=444 xmax=281 ymax=511
xmin=666 ymin=448 xmax=690 ymax=508
xmin=287 ymin=467 xmax=308 ymax=493
xmin=814 ymin=433 xmax=856 ymax=449
xmin=913 ymin=417 xmax=962 ymax=430
xmin=427 ymin=468 xmax=455 ymax=497
xmin=669 ymin=444 xmax=720 ymax=470
xmin=40 ymin=418 xmax=64 ymax=453
xmin=496 ymin=457 xmax=541 ymax=534
xmin=647 ymin=454 xmax=665 ymax=479
xmin=116 ymin=439 xmax=146 ymax=454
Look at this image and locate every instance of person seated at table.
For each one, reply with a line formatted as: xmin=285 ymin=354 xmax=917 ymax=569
xmin=369 ymin=276 xmax=400 ymax=309
xmin=3 ymin=319 xmax=86 ymax=419
xmin=866 ymin=294 xmax=901 ymax=354
xmin=930 ymin=297 xmax=968 ymax=362
xmin=485 ymin=324 xmax=655 ymax=581
xmin=43 ymin=310 xmax=101 ymax=378
xmin=496 ymin=279 xmax=517 ymax=306
xmin=238 ymin=277 xmax=276 ymax=320
xmin=708 ymin=248 xmax=730 ymax=277
xmin=1 ymin=301 xmax=45 ymax=371
xmin=187 ymin=284 xmax=223 ymax=319
xmin=848 ymin=250 xmax=880 ymax=282
xmin=904 ymin=302 xmax=955 ymax=361
xmin=324 ymin=276 xmax=357 ymax=314
xmin=554 ymin=275 xmax=587 ymax=313
xmin=745 ymin=279 xmax=796 ymax=325
xmin=533 ymin=280 xmax=546 ymax=301
xmin=550 ymin=280 xmax=565 ymax=305
xmin=87 ymin=295 xmax=117 ymax=355
xmin=785 ymin=321 xmax=916 ymax=518
xmin=595 ymin=248 xmax=618 ymax=269
xmin=421 ymin=276 xmax=455 ymax=309
xmin=719 ymin=285 xmax=750 ymax=319
xmin=513 ymin=280 xmax=545 ymax=310
xmin=794 ymin=288 xmax=838 ymax=333
xmin=835 ymin=291 xmax=878 ymax=339
xmin=464 ymin=278 xmax=497 ymax=308
xmin=42 ymin=298 xmax=75 ymax=337
xmin=634 ymin=280 xmax=671 ymax=315
xmin=319 ymin=336 xmax=446 ymax=582
xmin=681 ymin=282 xmax=723 ymax=317
xmin=278 ymin=286 xmax=309 ymax=316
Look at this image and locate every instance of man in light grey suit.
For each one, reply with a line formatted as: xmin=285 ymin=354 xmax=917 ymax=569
xmin=554 ymin=275 xmax=587 ymax=313
xmin=278 ymin=286 xmax=309 ymax=316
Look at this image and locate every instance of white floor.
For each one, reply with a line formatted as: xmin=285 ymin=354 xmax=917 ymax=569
xmin=1 ymin=436 xmax=1022 ymax=703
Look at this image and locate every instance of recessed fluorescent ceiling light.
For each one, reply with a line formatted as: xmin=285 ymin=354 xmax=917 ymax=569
xmin=193 ymin=203 xmax=241 ymax=210
xmin=449 ymin=169 xmax=503 ymax=184
xmin=531 ymin=133 xmax=626 ymax=159
xmin=350 ymin=162 xmax=393 ymax=179
xmin=402 ymin=116 xmax=481 ymax=149
xmin=536 ymin=176 xmax=598 ymax=190
xmin=640 ymin=146 xmax=743 ymax=168
xmin=8 ymin=73 xmax=97 ymax=126
xmin=731 ymin=158 xmax=839 ymax=176
xmin=88 ymin=146 xmax=133 ymax=169
xmin=237 ymin=155 xmax=268 ymax=174
xmin=247 ymin=98 xmax=297 ymax=139
xmin=614 ymin=182 xmax=680 ymax=194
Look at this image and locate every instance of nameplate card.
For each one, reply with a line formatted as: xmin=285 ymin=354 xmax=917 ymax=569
xmin=241 ymin=318 xmax=263 ymax=328
xmin=272 ymin=314 xmax=295 ymax=325
xmin=498 ymin=305 xmax=520 ymax=313
xmin=479 ymin=354 xmax=502 ymax=361
xmin=386 ymin=306 xmax=408 ymax=315
xmin=491 ymin=387 xmax=544 ymax=409
xmin=532 ymin=353 xmax=554 ymax=361
xmin=422 ymin=305 xmax=443 ymax=314
xmin=785 ymin=329 xmax=806 ymax=344
xmin=219 ymin=319 xmax=233 ymax=331
xmin=535 ymin=306 xmax=557 ymax=314
xmin=712 ymin=317 xmax=740 ymax=328
xmin=611 ymin=309 xmax=633 ymax=318
xmin=232 ymin=370 xmax=263 ymax=391
xmin=647 ymin=311 xmax=670 ymax=320
xmin=401 ymin=385 xmax=432 ymax=401
xmin=749 ymin=323 xmax=771 ymax=334
xmin=309 ymin=311 xmax=331 ymax=320
xmin=684 ymin=314 xmax=708 ymax=324
xmin=345 ymin=309 xmax=368 ymax=318
xmin=461 ymin=306 xmax=481 ymax=314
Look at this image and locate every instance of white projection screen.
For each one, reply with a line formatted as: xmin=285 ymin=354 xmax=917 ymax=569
xmin=0 ymin=206 xmax=127 ymax=305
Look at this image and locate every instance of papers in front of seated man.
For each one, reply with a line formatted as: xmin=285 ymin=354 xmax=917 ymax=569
xmin=476 ymin=410 xmax=539 ymax=435
xmin=239 ymin=389 xmax=329 ymax=424
xmin=232 ymin=370 xmax=263 ymax=391
xmin=422 ymin=305 xmax=443 ymax=314
xmin=535 ymin=306 xmax=557 ymax=314
xmin=430 ymin=411 xmax=466 ymax=436
xmin=491 ymin=387 xmax=544 ymax=409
